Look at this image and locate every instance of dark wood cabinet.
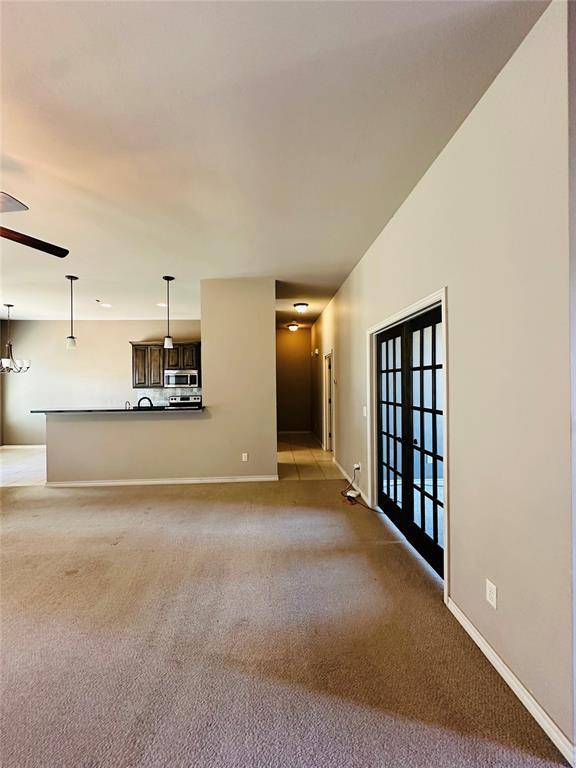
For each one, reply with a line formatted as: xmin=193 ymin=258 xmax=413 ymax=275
xmin=164 ymin=343 xmax=200 ymax=371
xmin=131 ymin=341 xmax=201 ymax=388
xmin=164 ymin=346 xmax=181 ymax=370
xmin=132 ymin=345 xmax=148 ymax=388
xmin=148 ymin=346 xmax=164 ymax=387
xmin=181 ymin=343 xmax=199 ymax=369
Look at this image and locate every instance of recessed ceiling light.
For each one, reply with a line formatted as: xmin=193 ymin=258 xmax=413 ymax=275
xmin=157 ymin=302 xmax=168 ymax=308
xmin=294 ymin=302 xmax=309 ymax=313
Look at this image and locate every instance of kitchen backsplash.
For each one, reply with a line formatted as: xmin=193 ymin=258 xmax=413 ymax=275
xmin=129 ymin=387 xmax=202 ymax=407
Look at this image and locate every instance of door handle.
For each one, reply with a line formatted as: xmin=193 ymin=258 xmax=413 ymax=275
xmin=413 ymin=439 xmax=419 ymax=445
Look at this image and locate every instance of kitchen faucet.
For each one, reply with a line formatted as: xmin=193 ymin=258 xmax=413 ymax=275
xmin=137 ymin=396 xmax=153 ymax=409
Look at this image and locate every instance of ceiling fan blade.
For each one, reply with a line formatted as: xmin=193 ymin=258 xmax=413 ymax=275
xmin=0 ymin=226 xmax=68 ymax=258
xmin=0 ymin=192 xmax=29 ymax=213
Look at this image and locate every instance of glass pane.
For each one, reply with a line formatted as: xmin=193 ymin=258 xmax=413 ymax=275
xmin=412 ymin=371 xmax=420 ymax=406
xmin=424 ymin=412 xmax=433 ymax=452
xmin=388 ymin=372 xmax=394 ymax=401
xmin=413 ymin=449 xmax=422 ymax=485
xmin=412 ymin=331 xmax=420 ymax=367
xmin=382 ymin=472 xmax=388 ymax=495
xmin=395 ymin=372 xmax=402 ymax=403
xmin=381 ymin=404 xmax=387 ymax=433
xmin=381 ymin=341 xmax=387 ymax=371
xmin=395 ymin=337 xmax=401 ymax=368
xmin=396 ymin=406 xmax=402 ymax=438
xmin=437 ymin=505 xmax=444 ymax=548
xmin=396 ymin=477 xmax=403 ymax=508
xmin=436 ymin=369 xmax=444 ymax=410
xmin=388 ymin=406 xmax=395 ymax=435
xmin=437 ymin=460 xmax=444 ymax=502
xmin=387 ymin=340 xmax=393 ymax=370
xmin=424 ymin=497 xmax=434 ymax=538
xmin=413 ymin=488 xmax=421 ymax=524
xmin=396 ymin=440 xmax=402 ymax=472
xmin=423 ymin=369 xmax=433 ymax=408
xmin=436 ymin=414 xmax=444 ymax=457
xmin=435 ymin=324 xmax=443 ymax=365
xmin=424 ymin=454 xmax=434 ymax=495
xmin=389 ymin=437 xmax=395 ymax=469
xmin=423 ymin=326 xmax=432 ymax=366
xmin=413 ymin=411 xmax=421 ymax=447
xmin=382 ymin=434 xmax=388 ymax=464
xmin=381 ymin=372 xmax=388 ymax=403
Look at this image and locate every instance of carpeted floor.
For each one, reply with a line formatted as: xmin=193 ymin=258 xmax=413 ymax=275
xmin=0 ymin=480 xmax=567 ymax=767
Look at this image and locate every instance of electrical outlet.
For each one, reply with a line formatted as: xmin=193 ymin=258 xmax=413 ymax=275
xmin=242 ymin=453 xmax=249 ymax=462
xmin=353 ymin=463 xmax=361 ymax=472
xmin=486 ymin=579 xmax=497 ymax=609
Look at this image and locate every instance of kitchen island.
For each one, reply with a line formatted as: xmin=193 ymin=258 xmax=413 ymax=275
xmin=31 ymin=407 xmax=276 ymax=486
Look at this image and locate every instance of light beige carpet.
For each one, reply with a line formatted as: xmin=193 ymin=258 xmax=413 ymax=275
xmin=0 ymin=480 xmax=567 ymax=767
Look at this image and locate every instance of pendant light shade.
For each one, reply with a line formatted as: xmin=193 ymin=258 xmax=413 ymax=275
xmin=0 ymin=304 xmax=31 ymax=373
xmin=163 ymin=275 xmax=175 ymax=349
xmin=65 ymin=275 xmax=78 ymax=350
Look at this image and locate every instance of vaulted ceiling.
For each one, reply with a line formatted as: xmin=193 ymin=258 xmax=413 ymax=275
xmin=0 ymin=0 xmax=547 ymax=321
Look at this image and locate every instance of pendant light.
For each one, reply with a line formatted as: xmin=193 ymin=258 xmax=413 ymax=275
xmin=163 ymin=275 xmax=175 ymax=349
xmin=65 ymin=275 xmax=78 ymax=349
xmin=1 ymin=304 xmax=31 ymax=373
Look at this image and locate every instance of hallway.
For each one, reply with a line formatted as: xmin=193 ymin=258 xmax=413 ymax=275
xmin=277 ymin=432 xmax=343 ymax=481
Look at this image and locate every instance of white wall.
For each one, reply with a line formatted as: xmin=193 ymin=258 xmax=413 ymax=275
xmin=1 ymin=319 xmax=201 ymax=444
xmin=313 ymin=1 xmax=573 ymax=745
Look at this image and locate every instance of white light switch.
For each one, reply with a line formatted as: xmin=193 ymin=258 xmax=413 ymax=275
xmin=362 ymin=405 xmax=367 ymax=418
xmin=242 ymin=453 xmax=249 ymax=462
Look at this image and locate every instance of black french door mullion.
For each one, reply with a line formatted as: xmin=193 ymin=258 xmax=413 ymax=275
xmin=419 ymin=330 xmax=425 ymax=532
xmin=432 ymin=322 xmax=438 ymax=544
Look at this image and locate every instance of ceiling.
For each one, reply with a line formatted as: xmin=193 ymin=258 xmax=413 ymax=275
xmin=0 ymin=0 xmax=547 ymax=322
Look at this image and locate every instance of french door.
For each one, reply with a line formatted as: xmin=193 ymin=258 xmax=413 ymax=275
xmin=376 ymin=306 xmax=444 ymax=576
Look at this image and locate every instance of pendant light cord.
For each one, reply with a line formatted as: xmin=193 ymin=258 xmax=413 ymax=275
xmin=70 ymin=278 xmax=74 ymax=338
xmin=166 ymin=278 xmax=170 ymax=337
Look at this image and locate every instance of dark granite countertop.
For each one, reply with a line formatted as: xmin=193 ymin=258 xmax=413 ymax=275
xmin=31 ymin=407 xmax=205 ymax=414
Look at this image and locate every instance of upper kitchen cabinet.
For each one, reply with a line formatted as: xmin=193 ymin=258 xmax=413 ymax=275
xmin=131 ymin=341 xmax=201 ymax=388
xmin=164 ymin=342 xmax=200 ymax=371
xmin=132 ymin=344 xmax=164 ymax=388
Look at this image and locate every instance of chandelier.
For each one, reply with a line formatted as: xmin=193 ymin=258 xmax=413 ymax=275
xmin=1 ymin=304 xmax=31 ymax=373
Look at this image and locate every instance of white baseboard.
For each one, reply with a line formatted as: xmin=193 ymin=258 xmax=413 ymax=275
xmin=0 ymin=444 xmax=45 ymax=449
xmin=46 ymin=474 xmax=279 ymax=488
xmin=447 ymin=598 xmax=574 ymax=766
xmin=333 ymin=458 xmax=371 ymax=506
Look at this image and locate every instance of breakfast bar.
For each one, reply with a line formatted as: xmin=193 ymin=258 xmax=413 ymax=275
xmin=30 ymin=407 xmax=227 ymax=486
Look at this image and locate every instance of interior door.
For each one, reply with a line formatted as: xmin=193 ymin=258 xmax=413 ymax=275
xmin=376 ymin=306 xmax=444 ymax=576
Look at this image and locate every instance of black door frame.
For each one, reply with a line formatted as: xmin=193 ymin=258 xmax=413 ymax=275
xmin=368 ymin=295 xmax=447 ymax=583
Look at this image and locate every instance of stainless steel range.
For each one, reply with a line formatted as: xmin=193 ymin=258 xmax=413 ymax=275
xmin=167 ymin=394 xmax=202 ymax=409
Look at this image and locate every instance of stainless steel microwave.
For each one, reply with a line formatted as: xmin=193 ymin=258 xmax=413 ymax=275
xmin=164 ymin=369 xmax=199 ymax=388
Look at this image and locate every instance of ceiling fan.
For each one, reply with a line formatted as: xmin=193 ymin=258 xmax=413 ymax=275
xmin=0 ymin=192 xmax=69 ymax=258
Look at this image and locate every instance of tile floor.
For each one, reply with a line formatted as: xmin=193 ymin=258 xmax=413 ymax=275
xmin=0 ymin=445 xmax=47 ymax=487
xmin=277 ymin=432 xmax=344 ymax=481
